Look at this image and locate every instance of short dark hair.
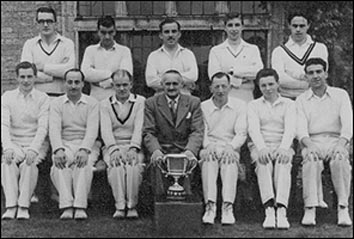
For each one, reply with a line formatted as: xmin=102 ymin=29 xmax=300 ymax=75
xmin=287 ymin=11 xmax=311 ymax=24
xmin=159 ymin=18 xmax=181 ymax=32
xmin=64 ymin=68 xmax=85 ymax=82
xmin=15 ymin=61 xmax=37 ymax=76
xmin=111 ymin=69 xmax=133 ymax=82
xmin=97 ymin=15 xmax=116 ymax=29
xmin=255 ymin=68 xmax=279 ymax=85
xmin=36 ymin=7 xmax=57 ymax=22
xmin=224 ymin=12 xmax=243 ymax=25
xmin=210 ymin=72 xmax=230 ymax=84
xmin=304 ymin=58 xmax=327 ymax=73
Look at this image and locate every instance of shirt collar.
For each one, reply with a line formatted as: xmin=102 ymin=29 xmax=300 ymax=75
xmin=63 ymin=94 xmax=87 ymax=104
xmin=36 ymin=32 xmax=62 ymax=44
xmin=165 ymin=94 xmax=180 ymax=105
xmin=208 ymin=96 xmax=235 ymax=111
xmin=98 ymin=41 xmax=119 ymax=51
xmin=160 ymin=44 xmax=185 ymax=53
xmin=111 ymin=93 xmax=136 ymax=104
xmin=261 ymin=94 xmax=284 ymax=106
xmin=286 ymin=34 xmax=313 ymax=47
xmin=222 ymin=39 xmax=249 ymax=49
xmin=16 ymin=87 xmax=36 ymax=99
xmin=305 ymin=85 xmax=332 ymax=100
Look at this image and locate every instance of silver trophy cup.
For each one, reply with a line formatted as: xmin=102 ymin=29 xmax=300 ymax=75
xmin=157 ymin=154 xmax=197 ymax=200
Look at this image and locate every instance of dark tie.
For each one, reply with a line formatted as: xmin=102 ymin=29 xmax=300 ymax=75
xmin=169 ymin=99 xmax=177 ymax=122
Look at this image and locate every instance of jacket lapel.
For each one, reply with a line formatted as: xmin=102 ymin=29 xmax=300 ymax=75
xmin=175 ymin=95 xmax=190 ymax=128
xmin=157 ymin=94 xmax=175 ymax=127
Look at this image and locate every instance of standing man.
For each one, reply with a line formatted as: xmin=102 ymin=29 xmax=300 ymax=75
xmin=208 ymin=12 xmax=263 ymax=102
xmin=145 ymin=18 xmax=198 ymax=95
xmin=297 ymin=58 xmax=352 ymax=226
xmin=1 ymin=62 xmax=50 ymax=219
xmin=21 ymin=6 xmax=75 ymax=97
xmin=49 ymin=69 xmax=100 ymax=220
xmin=248 ymin=68 xmax=296 ymax=229
xmin=200 ymin=72 xmax=247 ymax=225
xmin=100 ymin=69 xmax=146 ymax=219
xmin=143 ymin=69 xmax=204 ymax=198
xmin=272 ymin=12 xmax=328 ymax=99
xmin=81 ymin=15 xmax=133 ymax=101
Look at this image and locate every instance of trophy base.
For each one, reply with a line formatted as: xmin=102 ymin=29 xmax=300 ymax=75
xmin=166 ymin=190 xmax=186 ymax=201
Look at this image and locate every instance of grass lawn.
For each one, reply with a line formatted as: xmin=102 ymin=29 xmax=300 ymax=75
xmin=1 ymin=167 xmax=353 ymax=238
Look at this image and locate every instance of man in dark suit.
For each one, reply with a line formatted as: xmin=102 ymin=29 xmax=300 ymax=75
xmin=143 ymin=69 xmax=204 ymax=198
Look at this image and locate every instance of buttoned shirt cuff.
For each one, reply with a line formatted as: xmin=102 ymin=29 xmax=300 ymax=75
xmin=340 ymin=134 xmax=352 ymax=143
xmin=53 ymin=147 xmax=65 ymax=154
xmin=79 ymin=146 xmax=91 ymax=154
xmin=129 ymin=144 xmax=141 ymax=151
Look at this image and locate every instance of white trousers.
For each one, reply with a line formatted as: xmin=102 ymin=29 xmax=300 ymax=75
xmin=250 ymin=147 xmax=293 ymax=207
xmin=200 ymin=146 xmax=239 ymax=204
xmin=50 ymin=140 xmax=99 ymax=209
xmin=103 ymin=145 xmax=144 ymax=210
xmin=1 ymin=141 xmax=48 ymax=208
xmin=302 ymin=136 xmax=352 ymax=208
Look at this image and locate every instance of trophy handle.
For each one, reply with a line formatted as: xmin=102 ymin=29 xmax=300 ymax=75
xmin=184 ymin=158 xmax=197 ymax=176
xmin=156 ymin=157 xmax=169 ymax=176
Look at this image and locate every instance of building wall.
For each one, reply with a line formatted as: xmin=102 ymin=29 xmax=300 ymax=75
xmin=1 ymin=1 xmax=284 ymax=95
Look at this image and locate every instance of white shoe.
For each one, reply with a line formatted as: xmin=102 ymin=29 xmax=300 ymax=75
xmin=30 ymin=195 xmax=39 ymax=203
xmin=338 ymin=206 xmax=352 ymax=226
xmin=74 ymin=209 xmax=88 ymax=220
xmin=301 ymin=207 xmax=316 ymax=226
xmin=2 ymin=207 xmax=17 ymax=220
xmin=202 ymin=202 xmax=216 ymax=224
xmin=113 ymin=209 xmax=125 ymax=219
xmin=263 ymin=207 xmax=276 ymax=229
xmin=221 ymin=202 xmax=235 ymax=225
xmin=276 ymin=207 xmax=290 ymax=229
xmin=16 ymin=207 xmax=30 ymax=220
xmin=319 ymin=200 xmax=328 ymax=208
xmin=60 ymin=208 xmax=73 ymax=220
xmin=127 ymin=208 xmax=139 ymax=219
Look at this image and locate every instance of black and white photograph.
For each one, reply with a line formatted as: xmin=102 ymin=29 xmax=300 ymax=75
xmin=1 ymin=1 xmax=353 ymax=237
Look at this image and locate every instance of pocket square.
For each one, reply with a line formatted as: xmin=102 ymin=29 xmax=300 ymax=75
xmin=186 ymin=112 xmax=192 ymax=119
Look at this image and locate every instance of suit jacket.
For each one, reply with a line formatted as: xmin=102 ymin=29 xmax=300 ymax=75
xmin=143 ymin=93 xmax=204 ymax=158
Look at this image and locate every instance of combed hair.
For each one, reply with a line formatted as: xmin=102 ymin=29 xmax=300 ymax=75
xmin=159 ymin=18 xmax=181 ymax=32
xmin=111 ymin=69 xmax=133 ymax=82
xmin=97 ymin=15 xmax=116 ymax=29
xmin=255 ymin=68 xmax=279 ymax=85
xmin=36 ymin=6 xmax=57 ymax=22
xmin=287 ymin=11 xmax=311 ymax=24
xmin=304 ymin=58 xmax=327 ymax=73
xmin=223 ymin=12 xmax=243 ymax=25
xmin=64 ymin=68 xmax=85 ymax=82
xmin=161 ymin=69 xmax=183 ymax=81
xmin=210 ymin=71 xmax=230 ymax=83
xmin=15 ymin=61 xmax=37 ymax=76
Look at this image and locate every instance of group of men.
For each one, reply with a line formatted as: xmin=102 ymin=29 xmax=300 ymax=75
xmin=1 ymin=6 xmax=352 ymax=231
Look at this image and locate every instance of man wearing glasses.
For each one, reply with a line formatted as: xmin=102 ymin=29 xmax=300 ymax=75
xmin=21 ymin=6 xmax=75 ymax=98
xmin=271 ymin=12 xmax=328 ymax=100
xmin=81 ymin=15 xmax=133 ymax=101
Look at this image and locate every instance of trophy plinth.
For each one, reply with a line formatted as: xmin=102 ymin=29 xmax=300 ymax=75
xmin=157 ymin=154 xmax=197 ymax=201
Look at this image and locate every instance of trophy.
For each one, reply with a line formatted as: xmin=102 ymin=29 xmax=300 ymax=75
xmin=156 ymin=154 xmax=197 ymax=200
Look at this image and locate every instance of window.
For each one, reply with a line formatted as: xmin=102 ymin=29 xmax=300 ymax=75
xmin=126 ymin=1 xmax=165 ymax=16
xmin=176 ymin=1 xmax=216 ymax=15
xmin=77 ymin=1 xmax=115 ymax=17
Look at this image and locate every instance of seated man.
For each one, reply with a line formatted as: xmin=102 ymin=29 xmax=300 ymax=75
xmin=142 ymin=69 xmax=204 ymax=198
xmin=200 ymin=72 xmax=247 ymax=225
xmin=1 ymin=62 xmax=50 ymax=220
xmin=49 ymin=69 xmax=100 ymax=220
xmin=100 ymin=69 xmax=146 ymax=219
xmin=248 ymin=68 xmax=296 ymax=229
xmin=296 ymin=58 xmax=353 ymax=226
